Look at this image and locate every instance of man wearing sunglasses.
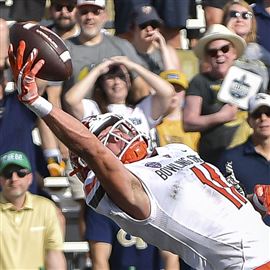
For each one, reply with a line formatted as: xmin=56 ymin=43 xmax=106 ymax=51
xmin=0 ymin=150 xmax=66 ymax=269
xmin=48 ymin=0 xmax=80 ymax=40
xmin=217 ymin=92 xmax=270 ymax=226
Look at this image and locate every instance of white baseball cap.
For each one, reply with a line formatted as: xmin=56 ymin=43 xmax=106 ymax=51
xmin=77 ymin=0 xmax=105 ymax=8
xmin=248 ymin=93 xmax=270 ymax=114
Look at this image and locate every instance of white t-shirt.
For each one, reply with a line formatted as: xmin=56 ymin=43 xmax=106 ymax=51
xmin=83 ymin=95 xmax=161 ymax=149
xmin=84 ymin=143 xmax=270 ymax=270
xmin=82 ymin=99 xmax=100 ymax=119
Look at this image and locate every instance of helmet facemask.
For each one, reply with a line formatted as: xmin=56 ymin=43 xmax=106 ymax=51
xmin=69 ymin=113 xmax=149 ymax=180
xmin=99 ymin=118 xmax=148 ymax=164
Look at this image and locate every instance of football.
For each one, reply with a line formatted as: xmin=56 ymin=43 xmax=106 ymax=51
xmin=9 ymin=22 xmax=73 ymax=81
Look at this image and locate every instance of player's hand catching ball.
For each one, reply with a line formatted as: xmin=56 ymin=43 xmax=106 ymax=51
xmin=8 ymin=40 xmax=45 ymax=104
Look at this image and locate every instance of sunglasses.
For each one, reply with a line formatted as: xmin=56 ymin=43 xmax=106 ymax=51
xmin=139 ymin=21 xmax=160 ymax=30
xmin=2 ymin=168 xmax=30 ymax=179
xmin=229 ymin=10 xmax=253 ymax=20
xmin=54 ymin=4 xmax=75 ymax=12
xmin=206 ymin=44 xmax=231 ymax=58
xmin=251 ymin=109 xmax=270 ymax=119
xmin=78 ymin=6 xmax=104 ymax=16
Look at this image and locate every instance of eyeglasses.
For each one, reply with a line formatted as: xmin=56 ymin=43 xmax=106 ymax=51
xmin=2 ymin=168 xmax=30 ymax=179
xmin=251 ymin=109 xmax=270 ymax=119
xmin=54 ymin=4 xmax=75 ymax=12
xmin=78 ymin=6 xmax=104 ymax=16
xmin=229 ymin=10 xmax=253 ymax=20
xmin=139 ymin=21 xmax=160 ymax=30
xmin=206 ymin=44 xmax=231 ymax=58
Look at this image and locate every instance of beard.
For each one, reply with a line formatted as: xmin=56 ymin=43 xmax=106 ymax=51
xmin=54 ymin=18 xmax=76 ymax=32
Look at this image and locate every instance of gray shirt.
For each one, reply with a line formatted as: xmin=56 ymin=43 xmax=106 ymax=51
xmin=138 ymin=48 xmax=164 ymax=75
xmin=62 ymin=34 xmax=145 ymax=99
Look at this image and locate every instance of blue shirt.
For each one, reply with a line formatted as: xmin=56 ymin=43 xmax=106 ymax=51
xmin=0 ymin=92 xmax=46 ymax=193
xmin=85 ymin=206 xmax=164 ymax=270
xmin=253 ymin=2 xmax=270 ymax=53
xmin=217 ymin=137 xmax=270 ymax=225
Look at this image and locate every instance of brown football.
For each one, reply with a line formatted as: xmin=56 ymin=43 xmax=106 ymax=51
xmin=9 ymin=22 xmax=73 ymax=81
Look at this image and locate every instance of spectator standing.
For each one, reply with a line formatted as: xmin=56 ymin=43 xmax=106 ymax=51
xmin=0 ymin=19 xmax=49 ymax=193
xmin=148 ymin=0 xmax=189 ymax=49
xmin=0 ymin=150 xmax=66 ymax=269
xmin=183 ymin=24 xmax=249 ymax=166
xmin=252 ymin=0 xmax=270 ymax=53
xmin=0 ymin=77 xmax=48 ymax=193
xmin=203 ymin=0 xmax=231 ymax=26
xmin=217 ymin=92 xmax=270 ymax=225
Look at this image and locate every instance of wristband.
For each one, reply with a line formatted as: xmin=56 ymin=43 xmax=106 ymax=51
xmin=253 ymin=193 xmax=266 ymax=212
xmin=26 ymin=96 xmax=53 ymax=118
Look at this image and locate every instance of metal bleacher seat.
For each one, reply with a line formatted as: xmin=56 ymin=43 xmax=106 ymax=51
xmin=43 ymin=176 xmax=90 ymax=270
xmin=176 ymin=0 xmax=205 ymax=81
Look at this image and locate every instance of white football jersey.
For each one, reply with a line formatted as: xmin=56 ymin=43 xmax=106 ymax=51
xmin=84 ymin=144 xmax=270 ymax=270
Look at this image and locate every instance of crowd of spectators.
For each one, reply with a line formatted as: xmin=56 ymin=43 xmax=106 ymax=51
xmin=0 ymin=0 xmax=270 ymax=269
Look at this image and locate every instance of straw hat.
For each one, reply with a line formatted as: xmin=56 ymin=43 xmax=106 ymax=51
xmin=193 ymin=24 xmax=246 ymax=59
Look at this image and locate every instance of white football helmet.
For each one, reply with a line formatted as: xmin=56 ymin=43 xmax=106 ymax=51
xmin=70 ymin=113 xmax=149 ymax=181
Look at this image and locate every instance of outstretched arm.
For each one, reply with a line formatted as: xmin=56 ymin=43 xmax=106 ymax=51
xmin=9 ymin=41 xmax=150 ymax=220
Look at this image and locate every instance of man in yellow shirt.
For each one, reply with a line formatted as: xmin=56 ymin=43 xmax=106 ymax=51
xmin=0 ymin=150 xmax=66 ymax=270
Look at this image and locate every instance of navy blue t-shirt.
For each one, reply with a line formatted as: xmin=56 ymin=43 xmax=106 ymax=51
xmin=217 ymin=137 xmax=270 ymax=225
xmin=253 ymin=2 xmax=270 ymax=53
xmin=0 ymin=92 xmax=47 ymax=193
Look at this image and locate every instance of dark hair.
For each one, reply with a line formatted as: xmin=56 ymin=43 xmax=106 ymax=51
xmin=93 ymin=64 xmax=133 ymax=114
